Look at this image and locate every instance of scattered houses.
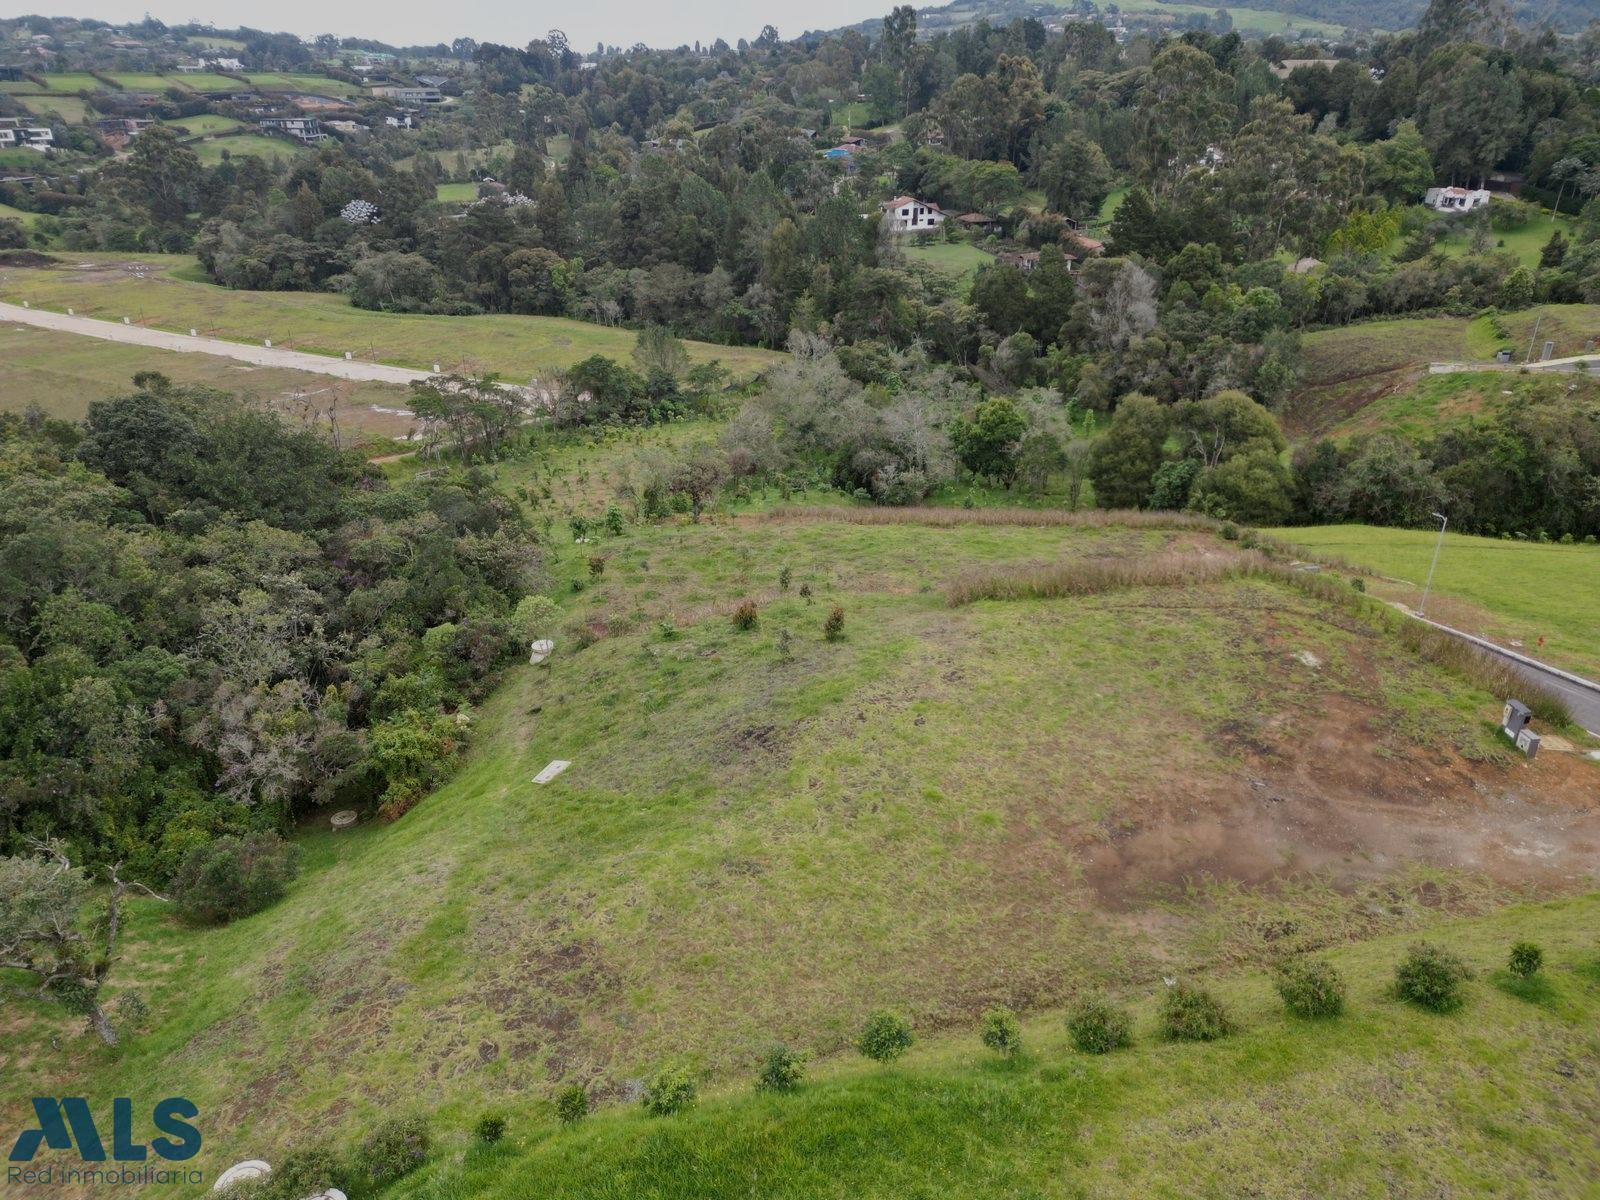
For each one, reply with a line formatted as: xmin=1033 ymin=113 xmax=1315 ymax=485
xmin=956 ymin=212 xmax=1001 ymax=234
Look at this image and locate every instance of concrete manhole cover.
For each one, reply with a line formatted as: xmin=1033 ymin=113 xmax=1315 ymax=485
xmin=329 ymin=810 xmax=358 ymax=830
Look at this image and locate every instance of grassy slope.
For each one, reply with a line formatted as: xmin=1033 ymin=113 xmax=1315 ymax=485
xmin=1323 ymin=370 xmax=1600 ymax=442
xmin=393 ymin=894 xmax=1600 ymax=1200
xmin=1286 ymin=304 xmax=1600 ymax=439
xmin=0 ymin=257 xmax=781 ymax=378
xmin=1275 ymin=525 xmax=1600 ymax=680
xmin=191 ymin=134 xmax=306 ymax=166
xmin=8 ymin=478 xmax=1592 ymax=1192
xmin=903 ymin=240 xmax=994 ymax=280
xmin=1102 ymin=0 xmax=1358 ymax=34
xmin=0 ymin=322 xmax=417 ymax=440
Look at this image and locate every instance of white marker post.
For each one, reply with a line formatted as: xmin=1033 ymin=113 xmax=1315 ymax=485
xmin=533 ymin=760 xmax=571 ymax=785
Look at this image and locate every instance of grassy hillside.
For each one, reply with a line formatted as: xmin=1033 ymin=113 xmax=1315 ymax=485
xmin=903 ymin=240 xmax=994 ymax=281
xmin=0 ymin=256 xmax=781 ymax=379
xmin=1321 ymin=370 xmax=1600 ymax=443
xmin=392 ymin=893 xmax=1600 ymax=1200
xmin=8 ymin=491 xmax=1598 ymax=1190
xmin=0 ymin=322 xmax=417 ymax=441
xmin=1276 ymin=524 xmax=1600 ymax=680
xmin=1285 ymin=304 xmax=1600 ymax=439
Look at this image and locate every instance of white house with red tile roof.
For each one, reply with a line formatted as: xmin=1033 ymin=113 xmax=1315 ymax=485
xmin=882 ymin=195 xmax=945 ymax=234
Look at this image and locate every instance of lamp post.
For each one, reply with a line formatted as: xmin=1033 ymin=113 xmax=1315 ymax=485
xmin=1419 ymin=511 xmax=1448 ymax=617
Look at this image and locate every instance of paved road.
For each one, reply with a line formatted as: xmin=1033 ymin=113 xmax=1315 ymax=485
xmin=0 ymin=301 xmax=437 ymax=385
xmin=1399 ymin=605 xmax=1600 ymax=736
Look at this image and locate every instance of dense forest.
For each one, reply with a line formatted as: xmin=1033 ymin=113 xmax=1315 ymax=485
xmin=0 ymin=385 xmax=538 ymax=878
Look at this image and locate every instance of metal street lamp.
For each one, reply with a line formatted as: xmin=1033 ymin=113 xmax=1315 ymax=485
xmin=1419 ymin=511 xmax=1448 ymax=617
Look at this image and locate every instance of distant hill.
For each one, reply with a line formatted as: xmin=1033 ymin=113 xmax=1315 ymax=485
xmin=815 ymin=0 xmax=1599 ymax=40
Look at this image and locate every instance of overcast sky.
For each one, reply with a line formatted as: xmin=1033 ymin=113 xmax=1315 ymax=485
xmin=22 ymin=0 xmax=889 ymax=50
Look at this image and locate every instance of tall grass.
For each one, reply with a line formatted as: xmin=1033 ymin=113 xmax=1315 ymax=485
xmin=767 ymin=505 xmax=1220 ymax=531
xmin=942 ymin=543 xmax=1575 ymax=727
xmin=945 ymin=549 xmax=1263 ymax=604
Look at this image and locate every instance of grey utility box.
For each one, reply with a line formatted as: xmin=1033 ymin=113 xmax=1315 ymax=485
xmin=1502 ymin=699 xmax=1532 ymax=737
xmin=1515 ymin=727 xmax=1541 ymax=760
xmin=1495 ymin=349 xmax=1513 ymax=364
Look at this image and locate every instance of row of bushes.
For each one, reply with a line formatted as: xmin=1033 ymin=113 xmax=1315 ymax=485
xmin=514 ymin=940 xmax=1542 ymax=1128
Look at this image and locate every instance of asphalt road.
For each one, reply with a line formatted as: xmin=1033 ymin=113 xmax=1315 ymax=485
xmin=1402 ymin=606 xmax=1600 ymax=736
xmin=1475 ymin=642 xmax=1600 ymax=737
xmin=0 ymin=301 xmax=436 ymax=384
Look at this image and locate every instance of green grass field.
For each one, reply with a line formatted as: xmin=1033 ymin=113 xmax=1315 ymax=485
xmin=16 ymin=93 xmax=93 ymax=122
xmin=169 ymin=113 xmax=247 ymax=137
xmin=180 ymin=73 xmax=250 ymax=92
xmin=903 ymin=239 xmax=994 ymax=281
xmin=0 ymin=201 xmax=43 ymax=228
xmin=106 ymin=72 xmax=190 ymax=92
xmin=1384 ymin=207 xmax=1574 ymax=272
xmin=435 ymin=181 xmax=479 ymax=203
xmin=390 ymin=893 xmax=1600 ymax=1200
xmin=1099 ymin=0 xmax=1360 ymax=35
xmin=35 ymin=72 xmax=101 ymax=92
xmin=0 ymin=256 xmax=781 ymax=378
xmin=244 ymin=72 xmax=359 ymax=95
xmin=0 ymin=322 xmax=417 ymax=442
xmin=1275 ymin=524 xmax=1600 ymax=680
xmin=8 ymin=481 xmax=1597 ymax=1190
xmin=191 ymin=134 xmax=308 ymax=165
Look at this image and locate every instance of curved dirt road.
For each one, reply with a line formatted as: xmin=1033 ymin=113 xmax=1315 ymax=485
xmin=0 ymin=301 xmax=437 ymax=385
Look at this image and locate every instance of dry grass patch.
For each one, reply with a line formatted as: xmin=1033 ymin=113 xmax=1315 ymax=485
xmin=767 ymin=505 xmax=1219 ymax=531
xmin=946 ymin=548 xmax=1264 ymax=605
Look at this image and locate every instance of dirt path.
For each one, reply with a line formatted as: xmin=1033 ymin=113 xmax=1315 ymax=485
xmin=0 ymin=300 xmax=437 ymax=385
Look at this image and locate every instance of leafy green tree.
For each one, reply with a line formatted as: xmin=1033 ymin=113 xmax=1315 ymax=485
xmin=1037 ymin=133 xmax=1112 ymax=220
xmin=951 ymin=397 xmax=1028 ymax=484
xmin=1089 ymin=394 xmax=1169 ymax=509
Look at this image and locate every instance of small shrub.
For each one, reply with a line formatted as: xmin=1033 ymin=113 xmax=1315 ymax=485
xmin=778 ymin=565 xmax=792 ymax=592
xmin=979 ymin=1006 xmax=1023 ymax=1057
xmin=1508 ymin=941 xmax=1543 ymax=980
xmin=798 ymin=582 xmax=814 ymax=602
xmin=554 ymin=1085 xmax=588 ymax=1124
xmin=571 ymin=516 xmax=590 ymax=542
xmin=171 ymin=833 xmax=301 ymax=925
xmin=473 ymin=1112 xmax=507 ymax=1144
xmin=356 ymin=1115 xmax=430 ymax=1187
xmin=1159 ymin=982 xmax=1234 ymax=1041
xmin=603 ymin=506 xmax=625 ymax=536
xmin=857 ymin=1009 xmax=914 ymax=1062
xmin=1394 ymin=942 xmax=1472 ymax=1012
xmin=588 ymin=554 xmax=607 ymax=579
xmin=823 ymin=605 xmax=845 ymax=642
xmin=1067 ymin=995 xmax=1133 ymax=1054
xmin=755 ymin=1042 xmax=806 ymax=1092
xmin=732 ymin=600 xmax=759 ymax=631
xmin=1273 ymin=958 xmax=1346 ymax=1019
xmin=657 ymin=619 xmax=678 ymax=641
xmin=1350 ymin=577 xmax=1365 ymax=593
xmin=1220 ymin=521 xmax=1240 ymax=541
xmin=776 ymin=628 xmax=794 ymax=663
xmin=643 ymin=1066 xmax=698 ymax=1116
xmin=258 ymin=1144 xmax=347 ymax=1200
